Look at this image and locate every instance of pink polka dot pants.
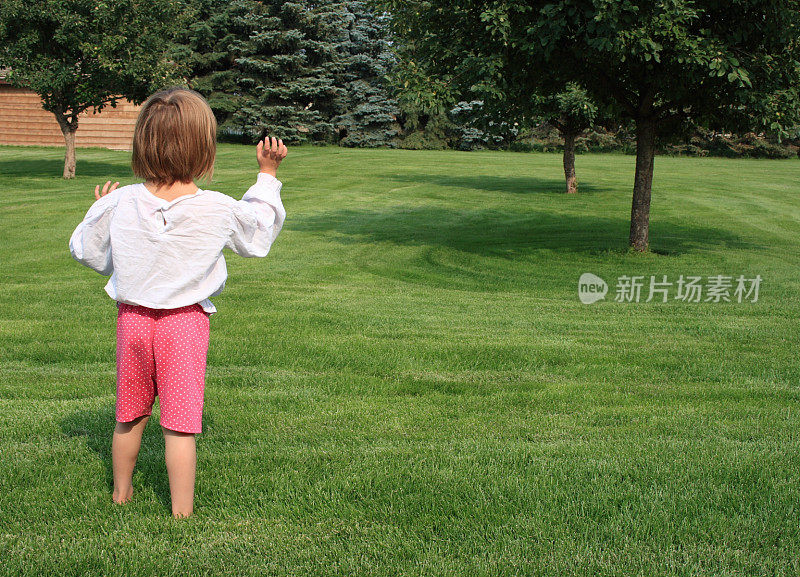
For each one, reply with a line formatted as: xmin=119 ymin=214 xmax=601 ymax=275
xmin=116 ymin=303 xmax=210 ymax=433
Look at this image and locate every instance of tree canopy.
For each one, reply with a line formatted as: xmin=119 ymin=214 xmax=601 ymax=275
xmin=383 ymin=0 xmax=800 ymax=250
xmin=0 ymin=0 xmax=187 ymax=178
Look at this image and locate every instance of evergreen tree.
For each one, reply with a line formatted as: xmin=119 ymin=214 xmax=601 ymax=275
xmin=231 ymin=0 xmax=343 ymax=144
xmin=331 ymin=2 xmax=399 ymax=147
xmin=176 ymin=0 xmax=400 ymax=146
xmin=173 ymin=0 xmax=246 ymax=137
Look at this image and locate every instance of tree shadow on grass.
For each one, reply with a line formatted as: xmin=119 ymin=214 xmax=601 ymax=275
xmin=292 ymin=206 xmax=756 ymax=257
xmin=60 ymin=406 xmax=215 ymax=514
xmin=0 ymin=158 xmax=131 ymax=179
xmin=382 ymin=173 xmax=608 ymax=195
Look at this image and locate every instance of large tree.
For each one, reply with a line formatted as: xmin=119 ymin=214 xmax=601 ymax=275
xmin=228 ymin=0 xmax=344 ymax=144
xmin=384 ymin=0 xmax=800 ymax=251
xmin=331 ymin=1 xmax=400 ymax=147
xmin=177 ymin=0 xmax=399 ymax=146
xmin=0 ymin=0 xmax=188 ymax=178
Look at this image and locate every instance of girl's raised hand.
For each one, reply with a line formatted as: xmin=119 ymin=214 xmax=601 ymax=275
xmin=256 ymin=137 xmax=288 ymax=177
xmin=94 ymin=181 xmax=119 ymax=200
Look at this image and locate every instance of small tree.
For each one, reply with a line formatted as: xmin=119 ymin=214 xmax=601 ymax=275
xmin=0 ymin=0 xmax=187 ymax=178
xmin=539 ymin=84 xmax=598 ymax=194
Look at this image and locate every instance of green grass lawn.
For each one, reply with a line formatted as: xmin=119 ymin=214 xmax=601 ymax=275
xmin=1 ymin=143 xmax=798 ymax=576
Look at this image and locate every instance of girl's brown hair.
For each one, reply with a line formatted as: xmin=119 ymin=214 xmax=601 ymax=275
xmin=131 ymin=87 xmax=217 ymax=185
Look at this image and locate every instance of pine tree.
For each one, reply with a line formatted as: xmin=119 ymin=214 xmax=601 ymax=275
xmin=173 ymin=0 xmax=247 ymax=138
xmin=230 ymin=0 xmax=343 ymax=144
xmin=332 ymin=1 xmax=399 ymax=148
xmin=177 ymin=0 xmax=400 ymax=146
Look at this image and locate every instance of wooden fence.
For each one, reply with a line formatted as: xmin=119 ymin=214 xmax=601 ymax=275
xmin=0 ymin=83 xmax=139 ymax=151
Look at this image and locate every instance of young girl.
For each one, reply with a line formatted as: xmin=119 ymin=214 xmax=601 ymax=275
xmin=69 ymin=87 xmax=287 ymax=518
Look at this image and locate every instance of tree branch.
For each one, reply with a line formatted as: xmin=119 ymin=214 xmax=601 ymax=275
xmin=595 ymin=69 xmax=637 ymax=116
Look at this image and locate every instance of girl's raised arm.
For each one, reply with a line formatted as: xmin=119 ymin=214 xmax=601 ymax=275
xmin=226 ymin=137 xmax=287 ymax=258
xmin=226 ymin=172 xmax=286 ymax=258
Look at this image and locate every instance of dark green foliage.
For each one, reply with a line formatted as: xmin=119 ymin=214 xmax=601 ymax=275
xmin=173 ymin=0 xmax=247 ymax=137
xmin=539 ymin=83 xmax=599 ymax=143
xmin=388 ymin=54 xmax=454 ymax=149
xmin=229 ymin=0 xmax=343 ymax=144
xmin=398 ymin=129 xmax=449 ymax=150
xmin=446 ymin=100 xmax=517 ymax=151
xmin=385 ymin=0 xmax=800 ymax=142
xmin=331 ymin=2 xmax=400 ymax=148
xmin=177 ymin=0 xmax=399 ymax=147
xmin=513 ymin=123 xmax=796 ymax=159
xmin=663 ymin=129 xmax=796 ymax=159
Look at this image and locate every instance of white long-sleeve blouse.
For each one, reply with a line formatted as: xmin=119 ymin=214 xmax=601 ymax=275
xmin=69 ymin=172 xmax=285 ymax=314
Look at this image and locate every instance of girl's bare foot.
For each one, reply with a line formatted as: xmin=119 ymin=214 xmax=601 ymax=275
xmin=113 ymin=486 xmax=133 ymax=504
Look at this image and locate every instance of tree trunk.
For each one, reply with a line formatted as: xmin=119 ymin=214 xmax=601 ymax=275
xmin=62 ymin=129 xmax=77 ymax=179
xmin=629 ymin=118 xmax=657 ymax=251
xmin=54 ymin=112 xmax=78 ymax=179
xmin=563 ymin=131 xmax=577 ymax=194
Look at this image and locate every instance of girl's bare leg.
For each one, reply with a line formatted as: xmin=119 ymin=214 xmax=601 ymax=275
xmin=112 ymin=414 xmax=150 ymax=504
xmin=163 ymin=427 xmax=196 ymax=518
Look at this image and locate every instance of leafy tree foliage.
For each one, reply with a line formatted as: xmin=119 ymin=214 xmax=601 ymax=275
xmin=383 ymin=0 xmax=800 ymax=250
xmin=447 ymin=100 xmax=518 ymax=150
xmin=0 ymin=0 xmax=187 ymax=178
